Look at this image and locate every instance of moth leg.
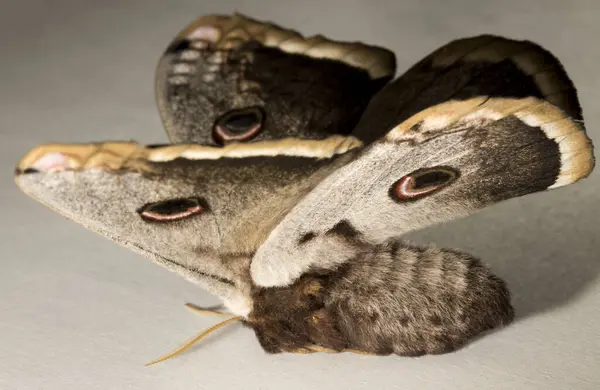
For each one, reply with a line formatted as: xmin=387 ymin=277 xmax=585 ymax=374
xmin=305 ymin=345 xmax=377 ymax=355
xmin=285 ymin=347 xmax=317 ymax=354
xmin=304 ymin=345 xmax=339 ymax=353
xmin=343 ymin=348 xmax=377 ymax=356
xmin=184 ymin=303 xmax=234 ymax=317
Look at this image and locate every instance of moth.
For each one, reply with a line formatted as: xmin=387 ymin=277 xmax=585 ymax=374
xmin=14 ymin=13 xmax=595 ymax=364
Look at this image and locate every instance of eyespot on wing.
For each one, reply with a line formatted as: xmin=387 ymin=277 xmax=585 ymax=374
xmin=137 ymin=197 xmax=206 ymax=222
xmin=213 ymin=107 xmax=265 ymax=145
xmin=390 ymin=167 xmax=460 ymax=202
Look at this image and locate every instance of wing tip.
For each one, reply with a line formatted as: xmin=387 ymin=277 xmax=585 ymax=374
xmin=514 ymin=100 xmax=595 ymax=189
xmin=549 ymin=131 xmax=595 ymax=189
xmin=170 ymin=12 xmax=396 ymax=80
xmin=431 ymin=34 xmax=583 ymax=120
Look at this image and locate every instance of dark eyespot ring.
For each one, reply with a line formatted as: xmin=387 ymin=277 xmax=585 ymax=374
xmin=213 ymin=107 xmax=264 ymax=145
xmin=137 ymin=197 xmax=206 ymax=222
xmin=390 ymin=167 xmax=459 ymax=202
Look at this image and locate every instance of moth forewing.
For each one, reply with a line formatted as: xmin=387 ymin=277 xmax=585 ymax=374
xmin=14 ymin=138 xmax=359 ymax=317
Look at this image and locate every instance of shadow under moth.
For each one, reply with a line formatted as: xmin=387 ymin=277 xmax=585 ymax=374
xmin=14 ymin=13 xmax=595 ymax=365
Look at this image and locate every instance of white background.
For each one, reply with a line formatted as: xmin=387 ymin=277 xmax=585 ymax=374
xmin=1 ymin=1 xmax=599 ymax=389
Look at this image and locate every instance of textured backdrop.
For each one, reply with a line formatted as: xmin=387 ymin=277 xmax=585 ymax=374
xmin=1 ymin=1 xmax=599 ymax=389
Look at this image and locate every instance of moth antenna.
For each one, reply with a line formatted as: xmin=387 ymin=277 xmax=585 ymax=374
xmin=184 ymin=302 xmax=234 ymax=317
xmin=145 ymin=316 xmax=242 ymax=366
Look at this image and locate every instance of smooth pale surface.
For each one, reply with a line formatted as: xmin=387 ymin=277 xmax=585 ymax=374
xmin=1 ymin=1 xmax=599 ymax=389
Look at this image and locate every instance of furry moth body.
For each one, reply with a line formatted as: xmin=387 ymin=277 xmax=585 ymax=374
xmin=14 ymin=13 xmax=594 ymax=360
xmin=249 ymin=238 xmax=513 ymax=356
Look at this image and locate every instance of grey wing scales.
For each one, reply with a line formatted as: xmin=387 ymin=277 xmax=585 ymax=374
xmin=14 ymin=137 xmax=361 ymax=316
xmin=155 ymin=13 xmax=396 ymax=145
xmin=251 ymin=35 xmax=594 ymax=288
